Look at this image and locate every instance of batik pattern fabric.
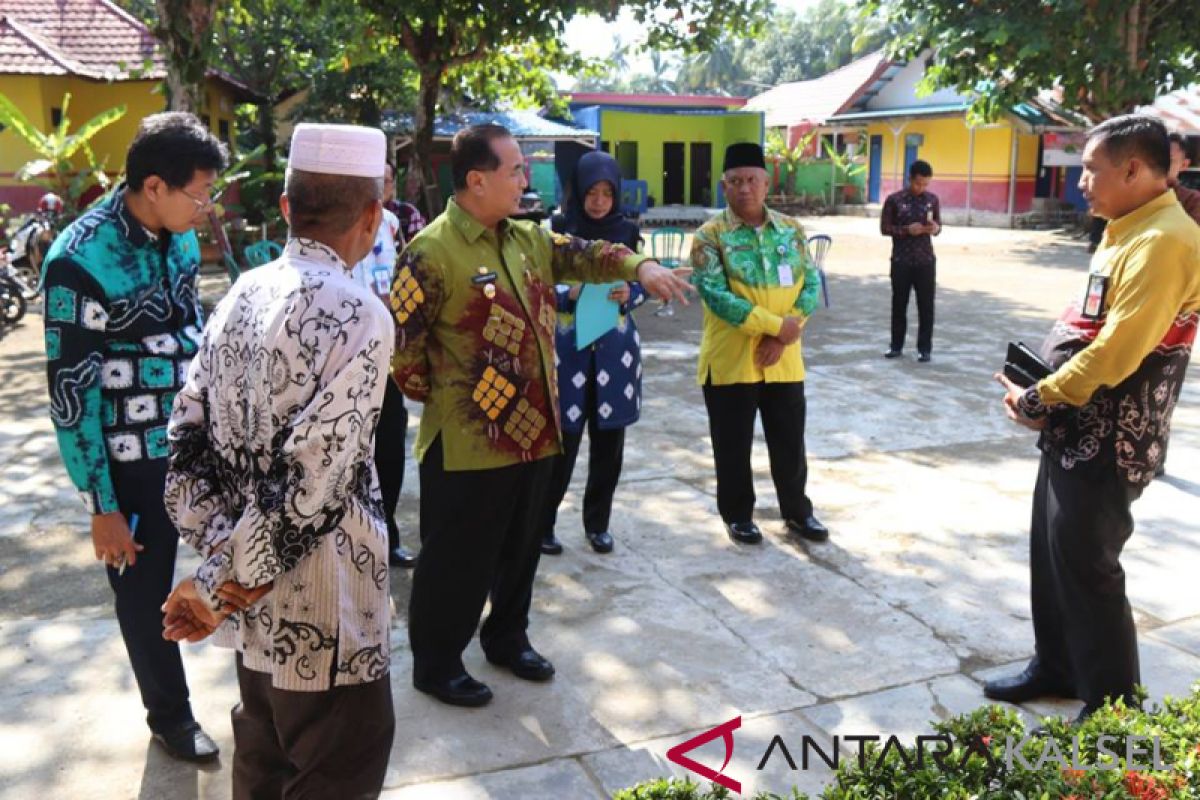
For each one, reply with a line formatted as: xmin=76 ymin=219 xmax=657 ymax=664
xmin=1019 ymin=192 xmax=1200 ymax=487
xmin=553 ymin=282 xmax=647 ymax=434
xmin=42 ymin=186 xmax=204 ymax=514
xmin=690 ymin=206 xmax=821 ymax=386
xmin=164 ymin=238 xmax=394 ymax=691
xmin=390 ymin=198 xmax=646 ymax=471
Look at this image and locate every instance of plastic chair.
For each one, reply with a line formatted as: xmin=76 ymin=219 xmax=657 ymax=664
xmin=244 ymin=240 xmax=283 ymax=268
xmin=649 ymin=227 xmax=686 ymax=317
xmin=805 ymin=234 xmax=832 ymax=308
xmin=650 ymin=227 xmax=685 ymax=267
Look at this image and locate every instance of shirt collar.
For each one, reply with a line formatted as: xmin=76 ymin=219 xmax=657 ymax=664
xmin=723 ymin=205 xmax=784 ymax=232
xmin=447 ymin=197 xmax=509 ymax=244
xmin=110 ymin=184 xmax=163 ymax=249
xmin=1103 ymin=190 xmax=1177 ymax=246
xmin=285 ymin=238 xmax=350 ymax=273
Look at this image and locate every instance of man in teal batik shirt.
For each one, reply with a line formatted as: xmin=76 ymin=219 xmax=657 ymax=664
xmin=42 ymin=112 xmax=226 ymax=762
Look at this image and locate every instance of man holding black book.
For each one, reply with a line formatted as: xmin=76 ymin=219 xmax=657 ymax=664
xmin=989 ymin=115 xmax=1200 ymax=723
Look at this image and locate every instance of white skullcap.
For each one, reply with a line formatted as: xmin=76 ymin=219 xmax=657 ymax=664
xmin=288 ymin=123 xmax=386 ymax=179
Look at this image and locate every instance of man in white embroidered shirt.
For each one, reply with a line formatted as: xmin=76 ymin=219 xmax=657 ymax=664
xmin=162 ymin=123 xmax=395 ymax=798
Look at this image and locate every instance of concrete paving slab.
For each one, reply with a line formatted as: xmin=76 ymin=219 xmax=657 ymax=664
xmin=801 ymin=674 xmax=1011 ymax=742
xmin=582 ymin=710 xmax=834 ymax=798
xmin=1147 ymin=618 xmax=1200 ymax=660
xmin=3 ymin=217 xmax=1198 ymax=799
xmin=380 ymin=759 xmax=605 ymax=799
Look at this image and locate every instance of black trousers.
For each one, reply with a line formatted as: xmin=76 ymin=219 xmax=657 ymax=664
xmin=107 ymin=458 xmax=193 ymax=733
xmin=231 ymin=657 xmax=394 ymax=800
xmin=1029 ymin=453 xmax=1144 ymax=709
xmin=409 ymin=437 xmax=554 ymax=683
xmin=374 ymin=378 xmax=408 ymax=551
xmin=541 ymin=373 xmax=627 ymax=537
xmin=701 ymin=380 xmax=812 ymax=525
xmin=890 ymin=259 xmax=936 ymax=355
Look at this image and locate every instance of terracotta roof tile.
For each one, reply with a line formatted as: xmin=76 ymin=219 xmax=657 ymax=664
xmin=0 ymin=0 xmax=164 ymax=79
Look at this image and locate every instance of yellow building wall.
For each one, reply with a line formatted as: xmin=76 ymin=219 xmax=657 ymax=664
xmin=865 ymin=115 xmax=1040 ymax=213
xmin=1 ymin=75 xmax=238 ymax=204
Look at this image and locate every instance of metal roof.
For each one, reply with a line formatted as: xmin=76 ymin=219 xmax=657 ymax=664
xmin=744 ymin=51 xmax=891 ymax=127
xmin=382 ymin=109 xmax=597 ymax=141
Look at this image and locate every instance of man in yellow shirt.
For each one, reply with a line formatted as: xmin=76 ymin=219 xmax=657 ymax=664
xmin=691 ymin=142 xmax=827 ymax=546
xmin=988 ymin=115 xmax=1200 ymax=722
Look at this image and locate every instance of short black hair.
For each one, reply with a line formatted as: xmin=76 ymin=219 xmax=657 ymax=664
xmin=450 ymin=124 xmax=512 ymax=191
xmin=285 ymin=169 xmax=382 ymax=237
xmin=909 ymin=159 xmax=933 ymax=178
xmin=1087 ymin=114 xmax=1170 ymax=175
xmin=126 ymin=112 xmax=227 ymax=191
xmin=1168 ymin=132 xmax=1196 ymax=164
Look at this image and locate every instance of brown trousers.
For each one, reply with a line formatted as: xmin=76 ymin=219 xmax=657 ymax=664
xmin=231 ymin=657 xmax=394 ymax=800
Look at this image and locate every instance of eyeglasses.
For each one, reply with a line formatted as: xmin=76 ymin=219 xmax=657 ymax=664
xmin=178 ymin=187 xmax=215 ymax=212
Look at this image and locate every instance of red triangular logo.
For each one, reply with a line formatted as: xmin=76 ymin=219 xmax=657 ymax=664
xmin=666 ymin=715 xmax=742 ymax=794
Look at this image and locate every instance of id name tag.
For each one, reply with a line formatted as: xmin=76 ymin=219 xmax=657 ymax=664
xmin=1082 ymin=273 xmax=1109 ymax=319
xmin=778 ymin=264 xmax=794 ymax=287
xmin=372 ymin=267 xmax=391 ymax=295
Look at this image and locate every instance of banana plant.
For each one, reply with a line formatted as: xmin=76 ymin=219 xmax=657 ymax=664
xmin=0 ymin=92 xmax=126 ymax=221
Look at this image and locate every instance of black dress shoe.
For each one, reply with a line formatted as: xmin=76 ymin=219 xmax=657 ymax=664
xmin=486 ymin=648 xmax=556 ymax=682
xmin=884 ymin=349 xmax=903 ymax=359
xmin=725 ymin=521 xmax=762 ymax=545
xmin=585 ymin=530 xmax=614 ymax=553
xmin=983 ymin=664 xmax=1073 ymax=703
xmin=917 ymin=352 xmax=932 ymax=363
xmin=389 ymin=546 xmax=417 ymax=568
xmin=152 ymin=721 xmax=220 ymax=763
xmin=414 ymin=673 xmax=494 ymax=707
xmin=786 ymin=515 xmax=829 ymax=542
xmin=541 ymin=533 xmax=563 ymax=555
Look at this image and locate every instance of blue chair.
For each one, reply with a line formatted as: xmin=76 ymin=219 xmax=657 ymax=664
xmin=244 ymin=240 xmax=283 ymax=268
xmin=620 ymin=179 xmax=649 ymax=218
xmin=805 ymin=234 xmax=832 ymax=308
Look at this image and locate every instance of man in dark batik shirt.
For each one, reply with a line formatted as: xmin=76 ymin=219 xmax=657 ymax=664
xmin=881 ymin=159 xmax=941 ymax=362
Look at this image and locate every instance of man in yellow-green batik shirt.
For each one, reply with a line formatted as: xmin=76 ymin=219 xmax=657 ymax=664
xmin=691 ymin=142 xmax=828 ymax=547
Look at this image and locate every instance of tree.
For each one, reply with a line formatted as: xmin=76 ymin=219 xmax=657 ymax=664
xmin=744 ymin=0 xmax=898 ymax=87
xmin=152 ymin=0 xmax=217 ymax=112
xmin=363 ymin=0 xmax=771 ymax=213
xmin=860 ymin=0 xmax=1200 ymax=121
xmin=0 ymin=92 xmax=125 ymax=220
xmin=676 ymin=37 xmax=752 ymax=94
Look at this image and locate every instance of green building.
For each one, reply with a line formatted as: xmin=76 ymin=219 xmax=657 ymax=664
xmin=566 ymin=93 xmax=763 ymax=209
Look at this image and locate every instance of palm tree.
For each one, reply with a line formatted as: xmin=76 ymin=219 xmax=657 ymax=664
xmin=676 ymin=37 xmax=750 ymax=95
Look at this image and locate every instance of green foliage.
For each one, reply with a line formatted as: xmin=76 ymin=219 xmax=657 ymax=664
xmin=615 ymin=686 xmax=1200 ymax=799
xmin=0 ymin=92 xmax=125 ymax=222
xmin=745 ymin=0 xmax=899 ymax=87
xmin=675 ymin=37 xmax=753 ymax=95
xmin=858 ymin=0 xmax=1200 ymax=121
xmin=151 ymin=0 xmax=217 ymax=112
xmin=765 ymin=129 xmax=819 ymax=197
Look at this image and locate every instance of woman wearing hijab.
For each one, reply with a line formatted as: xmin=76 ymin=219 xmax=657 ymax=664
xmin=541 ymin=151 xmax=645 ymax=555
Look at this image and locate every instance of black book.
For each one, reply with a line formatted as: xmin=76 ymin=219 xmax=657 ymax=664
xmin=1004 ymin=341 xmax=1053 ymax=388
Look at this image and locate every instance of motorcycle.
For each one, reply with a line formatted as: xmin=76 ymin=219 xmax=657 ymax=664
xmin=4 ymin=210 xmax=57 ymax=301
xmin=0 ymin=266 xmax=26 ymax=326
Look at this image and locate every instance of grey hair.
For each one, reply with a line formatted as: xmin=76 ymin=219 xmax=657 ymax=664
xmin=284 ymin=168 xmax=383 ymax=236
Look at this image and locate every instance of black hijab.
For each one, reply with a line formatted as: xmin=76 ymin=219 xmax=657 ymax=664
xmin=554 ymin=151 xmax=640 ymax=251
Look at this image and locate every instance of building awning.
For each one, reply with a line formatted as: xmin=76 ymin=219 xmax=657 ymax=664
xmin=826 ymin=103 xmax=971 ymax=124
